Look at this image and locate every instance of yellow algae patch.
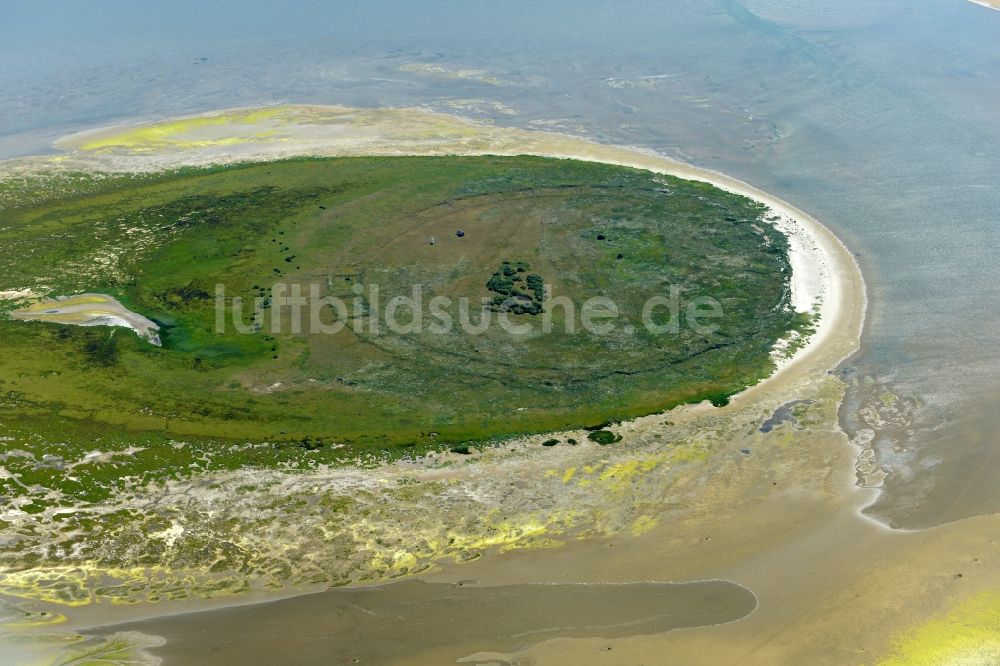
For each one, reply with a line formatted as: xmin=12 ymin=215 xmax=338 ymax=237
xmin=0 ymin=564 xmax=249 ymax=607
xmin=78 ymin=107 xmax=288 ymax=152
xmin=598 ymin=457 xmax=663 ymax=483
xmin=443 ymin=510 xmax=583 ymax=557
xmin=879 ymin=590 xmax=1000 ymax=665
xmin=456 ymin=517 xmax=551 ymax=552
xmin=629 ymin=515 xmax=659 ymax=536
xmin=594 ymin=456 xmax=667 ymax=495
xmin=0 ymin=566 xmax=93 ymax=606
xmin=16 ymin=293 xmax=111 ymax=311
xmin=555 ymin=441 xmax=709 ymax=496
xmin=561 ymin=454 xmax=670 ymax=494
xmin=390 ymin=551 xmax=419 ymax=573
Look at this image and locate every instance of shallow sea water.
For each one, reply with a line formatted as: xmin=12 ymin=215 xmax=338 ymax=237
xmin=103 ymin=579 xmax=757 ymax=665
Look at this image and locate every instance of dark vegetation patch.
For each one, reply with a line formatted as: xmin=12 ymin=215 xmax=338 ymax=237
xmin=486 ymin=261 xmax=545 ymax=315
xmin=587 ymin=430 xmax=622 ymax=445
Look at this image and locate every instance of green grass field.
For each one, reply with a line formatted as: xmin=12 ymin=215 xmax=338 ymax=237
xmin=0 ymin=156 xmax=801 ymax=506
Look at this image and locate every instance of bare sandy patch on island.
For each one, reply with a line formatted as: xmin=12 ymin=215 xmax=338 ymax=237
xmin=10 ymin=293 xmax=161 ymax=345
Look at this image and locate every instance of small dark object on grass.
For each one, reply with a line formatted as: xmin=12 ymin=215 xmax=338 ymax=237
xmin=319 ymin=205 xmax=326 ymax=210
xmin=84 ymin=332 xmax=119 ymax=367
xmin=542 ymin=438 xmax=559 ymax=447
xmin=617 ymin=253 xmax=624 ymax=259
xmin=739 ymin=448 xmax=750 ymax=455
xmin=588 ymin=430 xmax=621 ymax=445
xmin=299 ymin=436 xmax=323 ymax=451
xmin=456 ymin=229 xmax=465 ymax=237
xmin=450 ymin=445 xmax=472 ymax=455
xmin=596 ymin=233 xmax=606 ymax=240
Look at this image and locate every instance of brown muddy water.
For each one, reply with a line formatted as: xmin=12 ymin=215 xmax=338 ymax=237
xmin=99 ymin=579 xmax=756 ymax=665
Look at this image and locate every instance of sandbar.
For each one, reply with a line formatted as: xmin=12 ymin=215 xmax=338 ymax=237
xmin=10 ymin=293 xmax=161 ymax=345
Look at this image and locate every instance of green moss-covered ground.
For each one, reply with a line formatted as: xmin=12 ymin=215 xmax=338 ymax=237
xmin=0 ymin=156 xmax=800 ymax=505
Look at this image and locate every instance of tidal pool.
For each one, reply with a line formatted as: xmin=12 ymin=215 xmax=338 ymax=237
xmin=93 ymin=579 xmax=757 ymax=665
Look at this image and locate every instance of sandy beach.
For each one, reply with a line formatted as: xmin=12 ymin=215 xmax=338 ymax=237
xmin=2 ymin=106 xmax=998 ymax=665
xmin=969 ymin=0 xmax=1000 ymax=11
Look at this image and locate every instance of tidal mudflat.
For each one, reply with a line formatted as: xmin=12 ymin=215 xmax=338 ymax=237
xmin=94 ymin=579 xmax=758 ymax=664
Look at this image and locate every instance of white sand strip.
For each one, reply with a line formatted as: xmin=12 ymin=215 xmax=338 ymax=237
xmin=10 ymin=293 xmax=161 ymax=346
xmin=968 ymin=0 xmax=1000 ymax=11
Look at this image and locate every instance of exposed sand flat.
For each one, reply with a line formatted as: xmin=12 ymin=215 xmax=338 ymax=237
xmin=0 ymin=289 xmax=37 ymax=301
xmin=11 ymin=293 xmax=161 ymax=345
xmin=3 ymin=106 xmax=999 ymax=665
xmin=969 ymin=0 xmax=1000 ymax=10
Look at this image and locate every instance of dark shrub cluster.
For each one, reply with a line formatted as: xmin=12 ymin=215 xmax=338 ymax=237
xmin=587 ymin=430 xmax=622 ymax=445
xmin=486 ymin=261 xmax=545 ymax=315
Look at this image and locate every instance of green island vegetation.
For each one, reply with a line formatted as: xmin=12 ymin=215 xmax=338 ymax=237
xmin=0 ymin=155 xmax=807 ymax=510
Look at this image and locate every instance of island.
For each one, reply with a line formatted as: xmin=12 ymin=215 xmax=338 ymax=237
xmin=0 ymin=107 xmax=887 ymax=666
